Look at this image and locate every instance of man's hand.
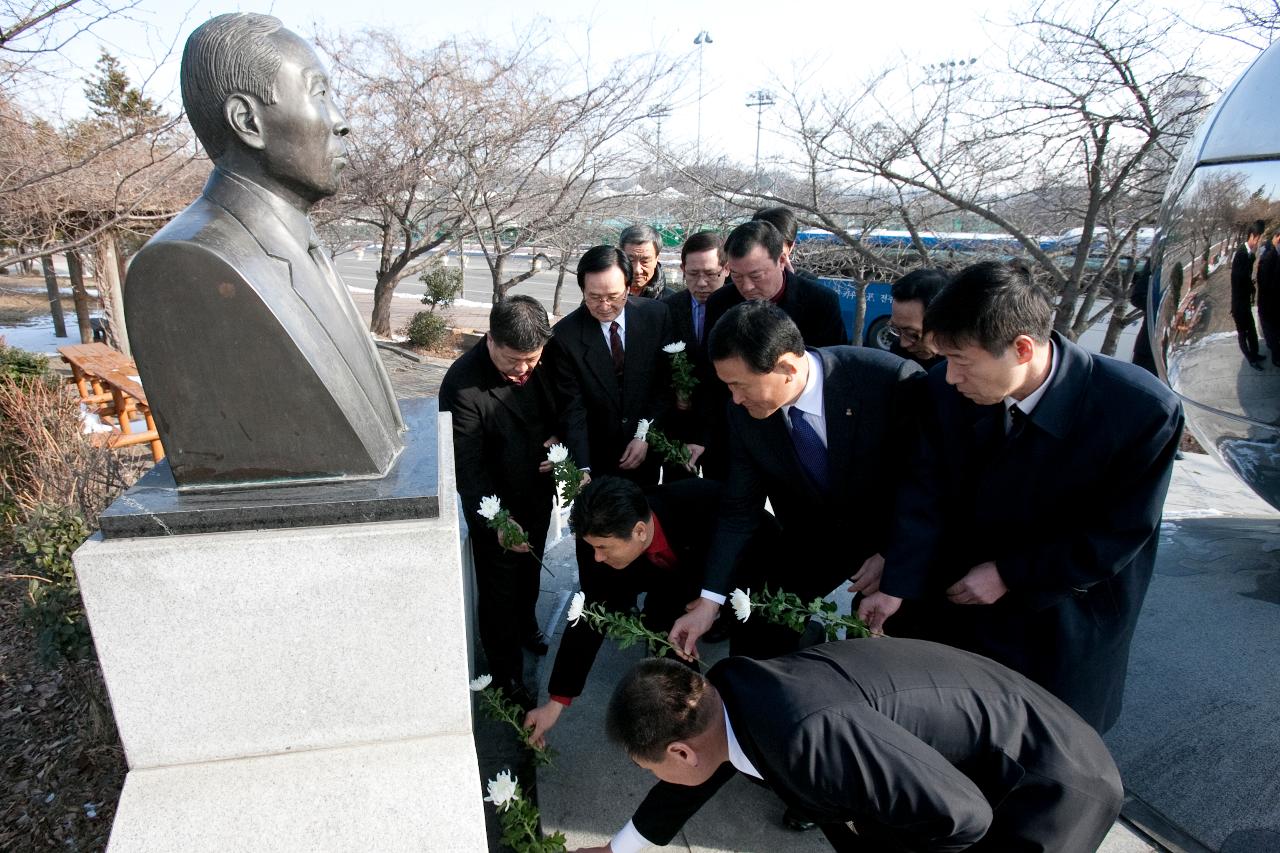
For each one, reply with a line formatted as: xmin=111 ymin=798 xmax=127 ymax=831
xmin=668 ymin=597 xmax=719 ymax=661
xmin=538 ymin=436 xmax=562 ymax=474
xmin=570 ymin=846 xmax=612 ymax=853
xmin=618 ymin=438 xmax=649 ymax=470
xmin=686 ymin=443 xmax=706 ymax=470
xmin=856 ymin=591 xmax=903 ymax=635
xmin=946 ymin=561 xmax=1008 ymax=605
xmin=847 ymin=552 xmax=885 ymax=596
xmin=498 ymin=520 xmax=530 ymax=553
xmin=523 ymin=701 xmax=564 ymax=748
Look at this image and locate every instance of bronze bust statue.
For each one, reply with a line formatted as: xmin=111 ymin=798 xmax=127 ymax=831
xmin=125 ymin=13 xmax=405 ymax=489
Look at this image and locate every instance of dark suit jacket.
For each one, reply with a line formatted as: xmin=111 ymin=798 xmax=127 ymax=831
xmin=704 ymin=346 xmax=923 ymax=599
xmin=552 ymin=297 xmax=674 ymax=475
xmin=704 ymin=268 xmax=848 ymax=349
xmin=1258 ymin=243 xmax=1280 ymax=320
xmin=126 ymin=167 xmax=404 ymax=486
xmin=660 ymin=289 xmax=715 ymax=443
xmin=1231 ymin=244 xmax=1256 ymax=315
xmin=546 ymin=479 xmax=720 ymax=699
xmin=630 ymin=639 xmax=1123 ymax=853
xmin=881 ymin=332 xmax=1184 ymax=732
xmin=438 ymin=336 xmax=560 ymax=551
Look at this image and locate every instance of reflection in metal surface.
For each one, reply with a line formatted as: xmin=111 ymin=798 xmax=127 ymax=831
xmin=1152 ymin=44 xmax=1280 ymax=511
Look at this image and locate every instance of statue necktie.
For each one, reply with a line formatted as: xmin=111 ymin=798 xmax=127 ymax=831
xmin=609 ymin=321 xmax=624 ymax=377
xmin=788 ymin=407 xmax=830 ymax=492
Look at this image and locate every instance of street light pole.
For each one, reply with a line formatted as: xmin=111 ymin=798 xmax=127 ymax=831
xmin=650 ymin=103 xmax=671 ymax=159
xmin=923 ymin=57 xmax=978 ymax=163
xmin=745 ymin=89 xmax=775 ymax=176
xmin=694 ymin=30 xmax=713 ymax=163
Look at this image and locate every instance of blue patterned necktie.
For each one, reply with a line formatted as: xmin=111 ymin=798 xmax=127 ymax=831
xmin=788 ymin=407 xmax=830 ymax=492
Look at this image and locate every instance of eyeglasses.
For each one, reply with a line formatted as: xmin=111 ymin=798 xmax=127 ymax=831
xmin=683 ymin=270 xmax=724 ymax=281
xmin=888 ymin=324 xmax=922 ymax=344
xmin=585 ymin=292 xmax=627 ymax=305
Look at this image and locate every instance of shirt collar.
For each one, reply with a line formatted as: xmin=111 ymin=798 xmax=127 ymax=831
xmin=723 ymin=708 xmax=763 ymax=780
xmin=783 ymin=350 xmax=824 ymax=421
xmin=1005 ymin=339 xmax=1057 ymax=416
xmin=218 ymin=167 xmax=315 ymax=250
xmin=600 ymin=304 xmax=627 ymax=334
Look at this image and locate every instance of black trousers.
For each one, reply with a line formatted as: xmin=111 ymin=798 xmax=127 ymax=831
xmin=1234 ymin=308 xmax=1261 ymax=359
xmin=1260 ymin=310 xmax=1280 ymax=363
xmin=472 ymin=509 xmax=549 ymax=691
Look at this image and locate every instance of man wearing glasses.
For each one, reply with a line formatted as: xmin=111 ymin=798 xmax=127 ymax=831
xmin=889 ymin=269 xmax=949 ymax=370
xmin=620 ymin=224 xmax=675 ymax=299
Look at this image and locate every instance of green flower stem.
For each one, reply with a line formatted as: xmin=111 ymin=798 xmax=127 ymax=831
xmin=577 ymin=603 xmax=684 ymax=659
xmin=486 ymin=510 xmax=555 ymax=577
xmin=670 ymin=350 xmax=698 ymax=399
xmin=645 ymin=426 xmax=691 ymax=467
xmin=749 ymin=587 xmax=872 ymax=641
xmin=479 ymin=687 xmax=558 ymax=768
xmin=494 ymin=785 xmax=567 ymax=853
xmin=551 ymin=458 xmax=585 ymax=504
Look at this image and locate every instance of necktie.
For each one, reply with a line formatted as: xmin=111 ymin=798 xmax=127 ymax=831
xmin=788 ymin=407 xmax=830 ymax=492
xmin=692 ymin=299 xmax=705 ymax=344
xmin=1007 ymin=405 xmax=1028 ymax=440
xmin=609 ymin=321 xmax=624 ymax=376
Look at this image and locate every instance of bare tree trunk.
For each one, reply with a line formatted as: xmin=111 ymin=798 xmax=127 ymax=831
xmin=97 ymin=232 xmax=130 ymax=357
xmin=491 ymin=254 xmax=506 ymax=303
xmin=40 ymin=255 xmax=67 ymax=338
xmin=66 ymin=250 xmax=93 ymax=343
xmin=1100 ymin=297 xmax=1130 ymax=357
xmin=552 ymin=259 xmax=568 ymax=317
xmin=852 ymin=280 xmax=867 ymax=347
xmin=1069 ymin=275 xmax=1104 ymax=340
xmin=371 ymin=270 xmax=399 ymax=338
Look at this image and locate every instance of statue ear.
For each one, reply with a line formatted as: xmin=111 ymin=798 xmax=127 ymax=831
xmin=224 ymin=94 xmax=266 ymax=151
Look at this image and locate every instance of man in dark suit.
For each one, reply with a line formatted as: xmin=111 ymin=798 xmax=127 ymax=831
xmin=553 ymin=246 xmax=674 ymax=486
xmin=669 ymin=303 xmax=922 ymax=662
xmin=620 ymin=224 xmax=676 ymax=299
xmin=698 ymin=220 xmax=848 ymax=480
xmin=439 ymin=296 xmax=561 ymax=703
xmin=1231 ymin=219 xmax=1266 ymax=369
xmin=523 ymin=476 xmax=767 ymax=744
xmin=125 ymin=13 xmax=404 ymax=488
xmin=859 ymin=261 xmax=1184 ymax=733
xmin=1256 ymin=228 xmax=1280 ymax=366
xmin=889 ymin=268 xmax=949 ymax=370
xmin=584 ymin=640 xmax=1123 ymax=853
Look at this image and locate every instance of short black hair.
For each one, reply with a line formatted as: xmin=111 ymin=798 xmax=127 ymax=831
xmin=891 ymin=268 xmax=949 ymax=307
xmin=724 ymin=220 xmax=784 ymax=262
xmin=707 ymin=301 xmax=805 ymax=372
xmin=488 ymin=295 xmax=551 ymax=352
xmin=569 ymin=476 xmax=651 ymax=540
xmin=606 ymin=658 xmax=718 ymax=763
xmin=619 ymin=224 xmax=662 ymax=255
xmin=680 ymin=231 xmax=725 ymax=265
xmin=924 ymin=260 xmax=1052 ymax=355
xmin=577 ymin=245 xmax=633 ymax=290
xmin=1249 ymin=219 xmax=1267 ymax=238
xmin=752 ymin=206 xmax=798 ymax=245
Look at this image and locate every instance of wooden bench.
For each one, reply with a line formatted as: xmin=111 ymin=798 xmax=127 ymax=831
xmin=59 ymin=343 xmax=165 ymax=462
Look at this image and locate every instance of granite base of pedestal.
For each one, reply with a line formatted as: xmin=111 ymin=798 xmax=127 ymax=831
xmin=72 ymin=410 xmax=486 ymax=851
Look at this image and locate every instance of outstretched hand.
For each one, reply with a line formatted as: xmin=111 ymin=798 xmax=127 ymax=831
xmin=847 ymin=552 xmax=885 ymax=596
xmin=668 ymin=597 xmax=718 ymax=661
xmin=522 ymin=701 xmax=564 ymax=748
xmin=856 ymin=591 xmax=903 ymax=635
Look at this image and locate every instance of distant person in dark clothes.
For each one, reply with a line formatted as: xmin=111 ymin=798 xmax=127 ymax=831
xmin=583 ymin=640 xmax=1123 ymax=853
xmin=620 ymin=223 xmax=675 ymax=300
xmin=889 ymin=268 xmax=949 ymax=370
xmin=1256 ymin=229 xmax=1280 ymax=366
xmin=1129 ymin=258 xmax=1158 ymax=375
xmin=1231 ymin=219 xmax=1266 ymax=369
xmin=439 ymin=296 xmax=562 ymax=704
xmin=751 ymin=205 xmax=809 ymax=277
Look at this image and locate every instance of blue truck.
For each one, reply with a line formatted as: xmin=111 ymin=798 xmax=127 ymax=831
xmin=817 ymin=277 xmax=894 ymax=349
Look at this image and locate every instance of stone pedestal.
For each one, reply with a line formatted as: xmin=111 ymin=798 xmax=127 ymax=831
xmin=73 ymin=401 xmax=486 ymax=851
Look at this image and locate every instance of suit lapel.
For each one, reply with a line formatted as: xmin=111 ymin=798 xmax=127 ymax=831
xmin=577 ymin=311 xmax=622 ymax=409
xmin=819 ymin=350 xmax=859 ymax=490
xmin=621 ymin=300 xmax=652 ymax=410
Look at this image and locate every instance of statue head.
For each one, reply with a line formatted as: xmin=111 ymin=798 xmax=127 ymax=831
xmin=181 ymin=13 xmax=349 ymax=206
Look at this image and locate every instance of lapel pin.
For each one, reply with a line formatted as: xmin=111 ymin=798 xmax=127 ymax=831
xmin=845 ymin=408 xmax=852 ymax=416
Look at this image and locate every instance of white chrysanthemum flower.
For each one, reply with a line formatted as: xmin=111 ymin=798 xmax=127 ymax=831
xmin=566 ymin=591 xmax=586 ymax=626
xmin=663 ymin=341 xmax=687 ymax=354
xmin=547 ymin=443 xmax=569 ymax=464
xmin=478 ymin=495 xmax=502 ymax=520
xmin=484 ymin=770 xmax=519 ymax=811
xmin=634 ymin=418 xmax=651 ymax=441
xmin=469 ymin=674 xmax=492 ymax=692
xmin=730 ymin=588 xmax=752 ymax=623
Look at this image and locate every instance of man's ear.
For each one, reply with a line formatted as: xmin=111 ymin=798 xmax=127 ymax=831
xmin=224 ymin=94 xmax=266 ymax=151
xmin=1012 ymin=334 xmax=1037 ymax=365
xmin=774 ymin=351 xmax=803 ymax=379
xmin=666 ymin=742 xmax=698 ymax=767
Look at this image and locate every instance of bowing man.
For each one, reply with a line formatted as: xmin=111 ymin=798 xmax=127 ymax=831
xmin=859 ymin=261 xmax=1184 ymax=733
xmin=582 ymin=639 xmax=1123 ymax=853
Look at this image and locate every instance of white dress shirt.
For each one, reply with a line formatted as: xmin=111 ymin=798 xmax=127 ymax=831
xmin=1004 ymin=340 xmax=1057 ymax=432
xmin=600 ymin=306 xmax=627 ymax=349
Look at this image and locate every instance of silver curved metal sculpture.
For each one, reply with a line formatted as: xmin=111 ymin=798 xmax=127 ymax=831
xmin=1152 ymin=43 xmax=1280 ymax=511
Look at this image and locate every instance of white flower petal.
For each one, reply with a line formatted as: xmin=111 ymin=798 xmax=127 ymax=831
xmin=730 ymin=588 xmax=752 ymax=623
xmin=566 ymin=591 xmax=586 ymax=626
xmin=634 ymin=418 xmax=651 ymax=441
xmin=663 ymin=341 xmax=687 ymax=354
xmin=484 ymin=770 xmax=519 ymax=810
xmin=547 ymin=443 xmax=569 ymax=464
xmin=478 ymin=495 xmax=502 ymax=520
xmin=469 ymin=674 xmax=493 ymax=692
